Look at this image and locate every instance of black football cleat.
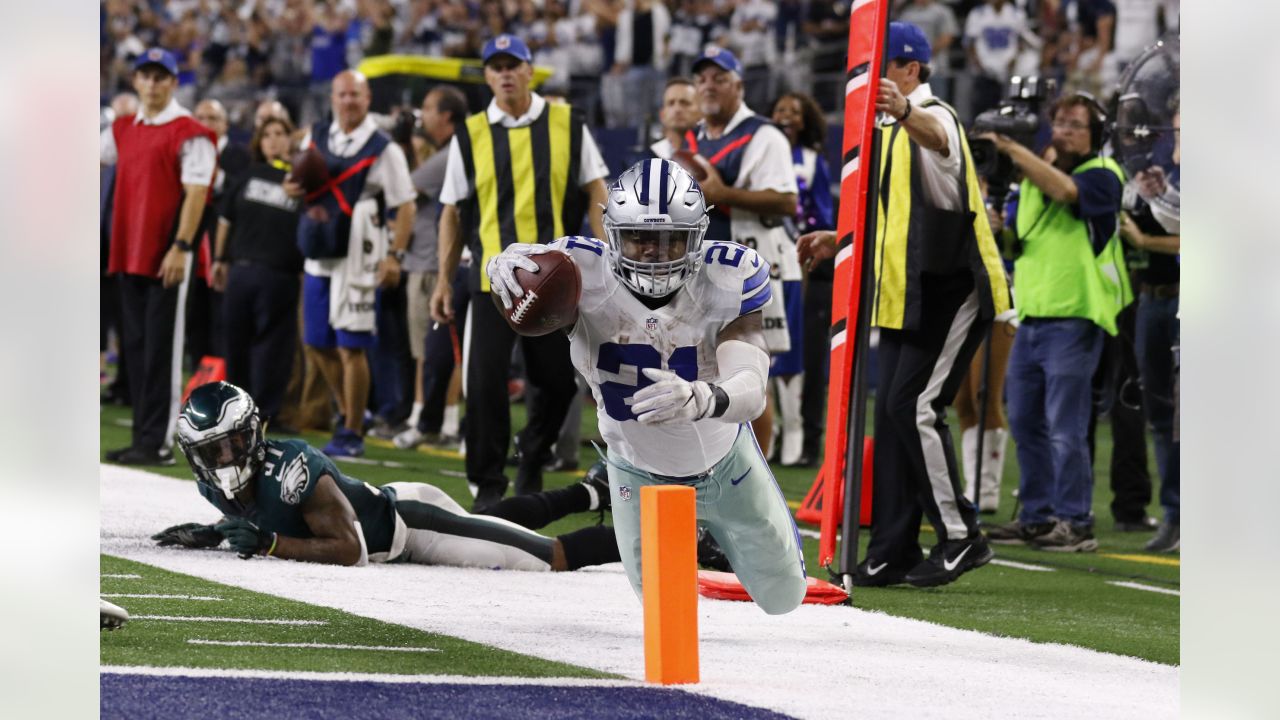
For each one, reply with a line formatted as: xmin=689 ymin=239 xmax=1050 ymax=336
xmin=850 ymin=558 xmax=912 ymax=587
xmin=696 ymin=527 xmax=733 ymax=573
xmin=904 ymin=535 xmax=994 ymax=588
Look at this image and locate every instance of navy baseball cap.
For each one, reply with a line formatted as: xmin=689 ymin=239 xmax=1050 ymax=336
xmin=887 ymin=22 xmax=931 ymax=64
xmin=691 ymin=46 xmax=743 ymax=76
xmin=482 ymin=34 xmax=532 ymax=65
xmin=134 ymin=47 xmax=179 ymax=76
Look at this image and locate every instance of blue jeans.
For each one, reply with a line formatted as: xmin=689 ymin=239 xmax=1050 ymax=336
xmin=1136 ymin=295 xmax=1180 ymax=523
xmin=1007 ymin=318 xmax=1105 ymax=527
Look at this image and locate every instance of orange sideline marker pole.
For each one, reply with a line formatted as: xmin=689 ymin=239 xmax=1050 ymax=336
xmin=641 ymin=485 xmax=699 ymax=684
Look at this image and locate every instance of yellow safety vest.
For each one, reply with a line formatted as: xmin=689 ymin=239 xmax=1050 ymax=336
xmin=1013 ymin=155 xmax=1132 ymax=334
xmin=456 ymin=102 xmax=583 ymax=292
xmin=872 ymin=99 xmax=1011 ymax=330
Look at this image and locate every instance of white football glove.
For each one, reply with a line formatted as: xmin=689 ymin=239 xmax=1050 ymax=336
xmin=631 ymin=368 xmax=714 ymax=425
xmin=486 ymin=243 xmax=553 ymax=310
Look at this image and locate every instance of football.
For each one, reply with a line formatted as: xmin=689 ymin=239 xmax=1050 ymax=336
xmin=494 ymin=249 xmax=581 ymax=336
xmin=671 ymin=148 xmax=708 ymax=182
xmin=288 ymin=146 xmax=330 ymax=195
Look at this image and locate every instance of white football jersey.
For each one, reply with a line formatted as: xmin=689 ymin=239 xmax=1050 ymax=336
xmin=549 ymin=236 xmax=773 ymax=476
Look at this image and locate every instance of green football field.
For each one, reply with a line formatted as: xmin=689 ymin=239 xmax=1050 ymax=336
xmin=100 ymin=397 xmax=1178 ymax=669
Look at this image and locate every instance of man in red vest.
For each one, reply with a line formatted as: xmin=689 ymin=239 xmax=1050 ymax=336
xmin=101 ymin=48 xmax=217 ymax=466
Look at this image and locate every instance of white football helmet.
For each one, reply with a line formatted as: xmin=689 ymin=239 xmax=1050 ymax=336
xmin=603 ymin=158 xmax=709 ymax=297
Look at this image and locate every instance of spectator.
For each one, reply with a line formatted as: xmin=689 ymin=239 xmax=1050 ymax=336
xmin=430 ymin=34 xmax=609 ymax=511
xmin=288 ymin=69 xmax=417 ymax=458
xmin=1060 ymin=0 xmax=1117 ymax=97
xmin=254 ymin=99 xmax=292 ymax=129
xmin=895 ymin=0 xmax=959 ymax=93
xmin=605 ymin=0 xmax=670 ymax=128
xmin=187 ymin=98 xmax=252 ymax=367
xmin=308 ymin=0 xmax=354 ymax=124
xmin=964 ymin=0 xmax=1029 ymax=116
xmin=394 ymin=85 xmax=469 ymax=450
xmin=649 ymin=76 xmax=700 ymax=159
xmin=684 ymin=47 xmax=799 ymax=461
xmin=1119 ymin=109 xmax=1180 ymax=552
xmin=979 ymin=94 xmax=1132 ymax=552
xmin=101 ymin=48 xmax=217 ymax=466
xmin=1111 ymin=0 xmax=1179 ymax=74
xmin=771 ymin=90 xmax=833 ymax=467
xmin=797 ymin=23 xmax=1010 ymax=588
xmin=727 ymin=0 xmax=778 ymax=113
xmin=211 ymin=115 xmax=305 ymax=430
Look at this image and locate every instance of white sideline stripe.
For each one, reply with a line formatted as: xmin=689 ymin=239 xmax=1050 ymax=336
xmin=101 ymin=665 xmax=645 ymax=688
xmin=990 ymin=559 xmax=1055 ymax=572
xmin=1107 ymin=581 xmax=1180 ymax=597
xmin=188 ymin=639 xmax=439 ymax=653
xmin=131 ymin=615 xmax=327 ymax=626
xmin=103 ymin=593 xmax=222 ymax=601
xmin=102 ymin=573 xmax=142 ymax=579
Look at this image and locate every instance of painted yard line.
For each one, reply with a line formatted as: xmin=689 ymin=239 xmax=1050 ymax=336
xmin=1107 ymin=581 xmax=1181 ymax=597
xmin=187 ymin=639 xmax=439 ymax=653
xmin=1101 ymin=552 xmax=1180 ymax=567
xmin=332 ymin=456 xmax=408 ymax=469
xmin=130 ymin=615 xmax=327 ymax=626
xmin=102 ymin=665 xmax=642 ymax=688
xmin=102 ymin=593 xmax=222 ymax=601
xmin=990 ymin=558 xmax=1055 ymax=572
xmin=102 ymin=573 xmax=142 ymax=579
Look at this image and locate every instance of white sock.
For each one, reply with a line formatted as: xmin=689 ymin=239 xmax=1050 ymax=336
xmin=442 ymin=405 xmax=460 ymax=436
xmin=407 ymin=402 xmax=423 ymax=428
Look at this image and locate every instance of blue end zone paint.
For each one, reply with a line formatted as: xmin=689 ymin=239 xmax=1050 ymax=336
xmin=101 ymin=674 xmax=796 ymax=720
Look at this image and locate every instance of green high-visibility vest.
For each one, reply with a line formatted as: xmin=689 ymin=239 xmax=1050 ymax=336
xmin=1013 ymin=156 xmax=1133 ymax=335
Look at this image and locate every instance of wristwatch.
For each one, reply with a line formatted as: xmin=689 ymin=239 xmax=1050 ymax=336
xmin=174 ymin=240 xmax=193 ymax=252
xmin=391 ymin=249 xmax=406 ymax=263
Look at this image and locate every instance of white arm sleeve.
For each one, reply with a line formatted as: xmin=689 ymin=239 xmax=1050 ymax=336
xmin=708 ymin=339 xmax=770 ymax=423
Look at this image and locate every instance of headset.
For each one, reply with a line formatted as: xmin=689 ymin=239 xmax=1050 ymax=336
xmin=1055 ymin=90 xmax=1109 ymax=153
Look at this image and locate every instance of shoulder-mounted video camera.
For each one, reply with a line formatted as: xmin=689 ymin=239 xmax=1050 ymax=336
xmin=969 ymin=76 xmax=1057 ymax=203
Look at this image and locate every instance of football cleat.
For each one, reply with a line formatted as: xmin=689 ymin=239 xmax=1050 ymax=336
xmin=100 ymin=598 xmax=129 ymax=630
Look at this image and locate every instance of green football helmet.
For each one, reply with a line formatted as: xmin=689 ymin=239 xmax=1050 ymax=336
xmin=175 ymin=382 xmax=265 ymax=499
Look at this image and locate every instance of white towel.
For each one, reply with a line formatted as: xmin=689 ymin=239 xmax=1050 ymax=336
xmin=329 ymin=198 xmax=386 ymax=333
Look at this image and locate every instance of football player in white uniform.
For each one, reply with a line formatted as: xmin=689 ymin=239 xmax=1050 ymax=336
xmin=487 ymin=159 xmax=807 ymax=615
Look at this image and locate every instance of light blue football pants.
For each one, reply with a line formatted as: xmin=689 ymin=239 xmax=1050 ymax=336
xmin=606 ymin=425 xmax=807 ymax=615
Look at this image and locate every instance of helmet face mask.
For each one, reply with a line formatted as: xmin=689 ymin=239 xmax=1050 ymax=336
xmin=175 ymin=382 xmax=266 ymax=500
xmin=604 ymin=159 xmax=709 ymax=298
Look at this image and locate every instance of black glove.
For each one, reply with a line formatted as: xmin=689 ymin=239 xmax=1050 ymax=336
xmin=214 ymin=517 xmax=277 ymax=559
xmin=151 ymin=522 xmax=225 ymax=549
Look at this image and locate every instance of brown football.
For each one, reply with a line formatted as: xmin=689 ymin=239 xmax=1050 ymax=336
xmin=671 ymin=148 xmax=708 ymax=182
xmin=288 ymin=146 xmax=331 ymax=195
xmin=493 ymin=250 xmax=582 ymax=336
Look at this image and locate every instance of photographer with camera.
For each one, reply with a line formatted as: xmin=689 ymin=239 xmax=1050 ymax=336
xmin=798 ymin=22 xmax=1011 ymax=588
xmin=978 ymin=94 xmax=1132 ymax=552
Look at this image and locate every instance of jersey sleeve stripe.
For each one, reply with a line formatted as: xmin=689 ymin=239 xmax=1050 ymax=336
xmin=739 ymin=282 xmax=772 ymax=315
xmin=742 ymin=262 xmax=770 ymax=294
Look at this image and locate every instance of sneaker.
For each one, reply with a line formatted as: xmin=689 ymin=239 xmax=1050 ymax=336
xmin=1144 ymin=521 xmax=1180 ymax=552
xmin=904 ymin=535 xmax=995 ymax=588
xmin=1114 ymin=516 xmax=1159 ymax=533
xmin=108 ymin=446 xmax=176 ymax=467
xmin=1029 ymin=520 xmax=1098 ymax=552
xmin=323 ymin=428 xmax=365 ymax=458
xmin=850 ymin=558 xmax=912 ymax=587
xmin=393 ymin=426 xmax=428 ymax=450
xmin=100 ymin=598 xmax=129 ymax=630
xmin=471 ymin=485 xmax=506 ymax=514
xmin=696 ymin=527 xmax=733 ymax=573
xmin=579 ymin=460 xmax=611 ymax=511
xmin=368 ymin=421 xmax=408 ymax=441
xmin=104 ymin=445 xmax=132 ymax=462
xmin=544 ymin=457 xmax=580 ymax=472
xmin=985 ymin=520 xmax=1055 ymax=545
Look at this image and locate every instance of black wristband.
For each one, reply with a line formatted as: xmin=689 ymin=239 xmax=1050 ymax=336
xmin=708 ymin=384 xmax=730 ymax=418
xmin=174 ymin=239 xmax=193 ymax=252
xmin=899 ymin=98 xmax=912 ymax=122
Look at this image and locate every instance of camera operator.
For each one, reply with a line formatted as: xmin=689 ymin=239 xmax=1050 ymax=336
xmin=797 ymin=22 xmax=1011 ymax=589
xmin=978 ymin=94 xmax=1132 ymax=553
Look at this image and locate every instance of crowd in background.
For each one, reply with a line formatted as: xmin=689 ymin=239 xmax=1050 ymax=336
xmin=101 ymin=0 xmax=1181 ymax=553
xmin=102 ymin=0 xmax=1180 ymax=134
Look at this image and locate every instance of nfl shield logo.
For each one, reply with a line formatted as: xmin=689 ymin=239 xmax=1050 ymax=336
xmin=496 ymin=35 xmax=511 ymax=49
xmin=646 ymin=317 xmax=658 ymax=331
xmin=619 ymin=485 xmax=632 ymax=502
